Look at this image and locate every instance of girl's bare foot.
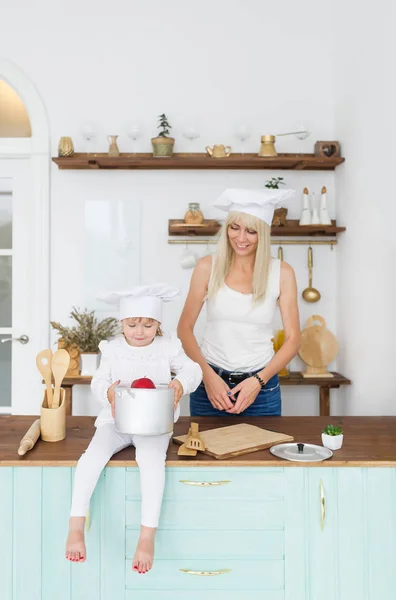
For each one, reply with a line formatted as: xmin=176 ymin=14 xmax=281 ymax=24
xmin=65 ymin=516 xmax=86 ymax=563
xmin=132 ymin=525 xmax=156 ymax=574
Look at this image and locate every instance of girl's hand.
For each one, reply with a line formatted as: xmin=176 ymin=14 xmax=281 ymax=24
xmin=168 ymin=379 xmax=184 ymax=409
xmin=107 ymin=380 xmax=120 ymax=418
xmin=226 ymin=376 xmax=261 ymax=415
xmin=203 ymin=370 xmax=234 ymax=411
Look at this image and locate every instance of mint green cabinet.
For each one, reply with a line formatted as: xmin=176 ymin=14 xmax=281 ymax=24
xmin=1 ymin=466 xmax=395 ymax=600
xmin=285 ymin=468 xmax=396 ymax=600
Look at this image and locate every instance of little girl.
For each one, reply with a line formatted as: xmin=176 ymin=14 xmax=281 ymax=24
xmin=65 ymin=284 xmax=202 ymax=573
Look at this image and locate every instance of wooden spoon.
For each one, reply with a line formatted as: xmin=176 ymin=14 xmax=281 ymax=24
xmin=51 ymin=349 xmax=70 ymax=409
xmin=36 ymin=349 xmax=53 ymax=408
xmin=302 ymin=246 xmax=321 ymax=303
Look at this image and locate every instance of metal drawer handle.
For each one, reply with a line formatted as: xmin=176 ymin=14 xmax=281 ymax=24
xmin=179 ymin=568 xmax=231 ymax=576
xmin=320 ymin=479 xmax=326 ymax=531
xmin=179 ymin=480 xmax=231 ymax=487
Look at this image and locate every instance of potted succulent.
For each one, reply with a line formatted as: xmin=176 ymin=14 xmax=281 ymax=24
xmin=265 ymin=177 xmax=288 ymax=226
xmin=322 ymin=424 xmax=344 ymax=450
xmin=51 ymin=308 xmax=119 ymax=376
xmin=151 ymin=113 xmax=175 ymax=157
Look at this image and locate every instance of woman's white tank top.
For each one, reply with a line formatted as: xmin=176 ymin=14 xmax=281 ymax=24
xmin=200 ymin=258 xmax=281 ymax=372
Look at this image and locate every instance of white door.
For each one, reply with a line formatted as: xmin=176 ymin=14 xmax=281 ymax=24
xmin=0 ymin=62 xmax=50 ymax=414
xmin=0 ymin=179 xmax=14 ymax=411
xmin=0 ymin=153 xmax=49 ymax=414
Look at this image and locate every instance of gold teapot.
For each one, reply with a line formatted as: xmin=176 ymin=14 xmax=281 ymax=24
xmin=205 ymin=144 xmax=232 ymax=158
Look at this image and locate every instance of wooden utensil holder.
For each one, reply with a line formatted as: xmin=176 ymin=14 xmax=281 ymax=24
xmin=40 ymin=388 xmax=66 ymax=442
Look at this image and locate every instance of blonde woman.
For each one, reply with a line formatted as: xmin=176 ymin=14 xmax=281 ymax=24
xmin=177 ymin=188 xmax=301 ymax=416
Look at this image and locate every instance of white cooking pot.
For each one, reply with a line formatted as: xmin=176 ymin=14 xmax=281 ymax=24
xmin=114 ymin=386 xmax=174 ymax=436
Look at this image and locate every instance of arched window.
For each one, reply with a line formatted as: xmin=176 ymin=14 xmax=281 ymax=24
xmin=0 ymin=80 xmax=31 ymax=137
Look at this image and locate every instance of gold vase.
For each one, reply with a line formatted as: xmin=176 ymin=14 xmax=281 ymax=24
xmin=259 ymin=135 xmax=277 ymax=157
xmin=58 ymin=137 xmax=74 ymax=157
xmin=107 ymin=135 xmax=120 ymax=157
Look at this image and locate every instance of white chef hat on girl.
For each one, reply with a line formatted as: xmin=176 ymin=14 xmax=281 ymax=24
xmin=213 ymin=187 xmax=295 ymax=226
xmin=98 ymin=283 xmax=180 ymax=323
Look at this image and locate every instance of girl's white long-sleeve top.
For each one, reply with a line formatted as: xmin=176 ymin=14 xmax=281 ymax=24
xmin=91 ymin=333 xmax=202 ymax=427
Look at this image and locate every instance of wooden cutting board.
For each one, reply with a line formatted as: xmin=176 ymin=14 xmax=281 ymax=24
xmin=299 ymin=315 xmax=338 ymax=378
xmin=173 ymin=423 xmax=294 ymax=460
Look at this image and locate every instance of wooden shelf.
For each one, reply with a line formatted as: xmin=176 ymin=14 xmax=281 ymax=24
xmin=168 ymin=220 xmax=345 ymax=238
xmin=48 ymin=372 xmax=351 ymax=417
xmin=52 ymin=152 xmax=345 ymax=171
xmin=279 ymin=371 xmax=351 ymax=387
xmin=168 ymin=219 xmax=221 ymax=236
xmin=271 ymin=220 xmax=346 ymax=237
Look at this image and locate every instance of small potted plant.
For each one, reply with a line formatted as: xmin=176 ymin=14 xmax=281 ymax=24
xmin=265 ymin=177 xmax=288 ymax=226
xmin=322 ymin=424 xmax=344 ymax=450
xmin=151 ymin=113 xmax=175 ymax=157
xmin=51 ymin=308 xmax=119 ymax=376
xmin=265 ymin=177 xmax=285 ymax=189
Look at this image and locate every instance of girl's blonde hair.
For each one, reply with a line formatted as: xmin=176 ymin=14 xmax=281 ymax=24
xmin=123 ymin=317 xmax=163 ymax=336
xmin=207 ymin=211 xmax=271 ymax=303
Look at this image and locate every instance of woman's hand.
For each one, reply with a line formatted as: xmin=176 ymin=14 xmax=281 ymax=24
xmin=226 ymin=376 xmax=261 ymax=414
xmin=168 ymin=379 xmax=184 ymax=409
xmin=203 ymin=369 xmax=234 ymax=411
xmin=107 ymin=380 xmax=120 ymax=418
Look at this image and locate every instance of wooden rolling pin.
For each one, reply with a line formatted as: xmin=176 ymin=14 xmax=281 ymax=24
xmin=18 ymin=419 xmax=41 ymax=456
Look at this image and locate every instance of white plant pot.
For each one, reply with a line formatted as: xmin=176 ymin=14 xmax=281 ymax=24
xmin=322 ymin=433 xmax=343 ymax=450
xmin=80 ymin=352 xmax=100 ymax=376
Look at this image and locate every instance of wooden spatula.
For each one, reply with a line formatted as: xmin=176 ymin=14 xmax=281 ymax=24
xmin=36 ymin=349 xmax=53 ymax=408
xmin=185 ymin=422 xmax=206 ymax=451
xmin=177 ymin=427 xmax=197 ymax=456
xmin=51 ymin=349 xmax=70 ymax=409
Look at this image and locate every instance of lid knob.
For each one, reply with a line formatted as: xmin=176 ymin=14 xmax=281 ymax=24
xmin=297 ymin=443 xmax=304 ymax=453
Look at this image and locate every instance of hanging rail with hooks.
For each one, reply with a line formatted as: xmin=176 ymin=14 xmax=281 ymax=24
xmin=168 ymin=239 xmax=337 ymax=248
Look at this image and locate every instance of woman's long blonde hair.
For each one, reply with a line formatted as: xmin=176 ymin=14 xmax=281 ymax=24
xmin=207 ymin=211 xmax=272 ymax=303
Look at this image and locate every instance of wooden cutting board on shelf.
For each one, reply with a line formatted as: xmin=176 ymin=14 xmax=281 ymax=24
xmin=173 ymin=423 xmax=294 ymax=460
xmin=299 ymin=315 xmax=338 ymax=378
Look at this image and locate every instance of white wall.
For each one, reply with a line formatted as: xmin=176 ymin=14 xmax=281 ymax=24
xmin=1 ymin=0 xmax=342 ymax=416
xmin=333 ymin=0 xmax=396 ymax=414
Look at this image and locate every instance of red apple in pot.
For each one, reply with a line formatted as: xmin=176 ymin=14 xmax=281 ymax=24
xmin=131 ymin=377 xmax=156 ymax=389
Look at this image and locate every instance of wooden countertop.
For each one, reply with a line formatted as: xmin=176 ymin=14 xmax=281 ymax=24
xmin=2 ymin=416 xmax=396 ymax=467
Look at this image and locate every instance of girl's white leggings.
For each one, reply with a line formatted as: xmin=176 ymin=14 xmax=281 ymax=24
xmin=70 ymin=423 xmax=171 ymax=528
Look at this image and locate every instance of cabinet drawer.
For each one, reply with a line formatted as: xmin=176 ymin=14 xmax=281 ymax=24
xmin=125 ymin=559 xmax=284 ymax=590
xmin=126 ymin=529 xmax=284 ymax=560
xmin=125 ymin=592 xmax=284 ymax=600
xmin=126 ymin=498 xmax=284 ymax=530
xmin=126 ymin=467 xmax=284 ymax=501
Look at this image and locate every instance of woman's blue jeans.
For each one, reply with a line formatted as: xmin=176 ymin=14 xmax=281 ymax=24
xmin=190 ymin=364 xmax=281 ymax=417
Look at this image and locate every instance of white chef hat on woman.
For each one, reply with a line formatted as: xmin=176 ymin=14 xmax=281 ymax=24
xmin=212 ymin=187 xmax=295 ymax=226
xmin=98 ymin=283 xmax=180 ymax=322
